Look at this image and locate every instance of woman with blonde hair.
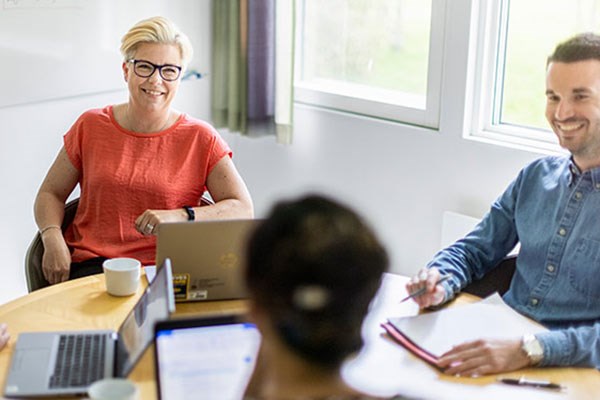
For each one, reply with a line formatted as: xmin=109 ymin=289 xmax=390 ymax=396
xmin=34 ymin=16 xmax=252 ymax=284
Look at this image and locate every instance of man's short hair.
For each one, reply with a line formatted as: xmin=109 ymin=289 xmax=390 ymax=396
xmin=547 ymin=32 xmax=600 ymax=65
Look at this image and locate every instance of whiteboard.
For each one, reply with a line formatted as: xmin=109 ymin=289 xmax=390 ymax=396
xmin=0 ymin=0 xmax=190 ymax=108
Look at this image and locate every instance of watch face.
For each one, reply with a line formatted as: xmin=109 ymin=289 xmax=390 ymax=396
xmin=523 ymin=335 xmax=543 ymax=363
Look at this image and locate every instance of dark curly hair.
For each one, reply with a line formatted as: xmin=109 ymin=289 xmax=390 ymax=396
xmin=245 ymin=194 xmax=388 ymax=369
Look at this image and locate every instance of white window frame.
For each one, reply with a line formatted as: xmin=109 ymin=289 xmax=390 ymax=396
xmin=468 ymin=0 xmax=563 ymax=154
xmin=293 ymin=0 xmax=448 ymax=129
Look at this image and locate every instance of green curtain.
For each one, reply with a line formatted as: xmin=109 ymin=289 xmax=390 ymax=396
xmin=212 ymin=0 xmax=246 ymax=133
xmin=211 ymin=0 xmax=294 ymax=144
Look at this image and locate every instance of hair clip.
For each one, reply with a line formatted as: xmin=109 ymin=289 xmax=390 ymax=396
xmin=292 ymin=285 xmax=331 ymax=311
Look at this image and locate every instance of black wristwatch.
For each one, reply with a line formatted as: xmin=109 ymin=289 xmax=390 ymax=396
xmin=183 ymin=206 xmax=195 ymax=221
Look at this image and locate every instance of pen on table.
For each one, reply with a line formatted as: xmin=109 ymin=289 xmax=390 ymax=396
xmin=498 ymin=377 xmax=564 ymax=390
xmin=399 ymin=274 xmax=451 ymax=303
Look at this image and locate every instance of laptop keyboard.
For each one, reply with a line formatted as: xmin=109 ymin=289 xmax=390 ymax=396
xmin=49 ymin=333 xmax=107 ymax=388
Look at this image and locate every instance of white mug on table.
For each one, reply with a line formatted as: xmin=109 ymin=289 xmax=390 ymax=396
xmin=88 ymin=378 xmax=139 ymax=400
xmin=102 ymin=258 xmax=141 ymax=296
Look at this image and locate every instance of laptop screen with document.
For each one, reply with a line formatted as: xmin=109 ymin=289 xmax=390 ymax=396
xmin=154 ymin=315 xmax=261 ymax=400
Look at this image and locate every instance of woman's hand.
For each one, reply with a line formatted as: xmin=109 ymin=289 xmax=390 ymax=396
xmin=41 ymin=230 xmax=72 ymax=284
xmin=135 ymin=209 xmax=188 ymax=236
xmin=437 ymin=338 xmax=529 ymax=376
xmin=405 ymin=267 xmax=446 ymax=308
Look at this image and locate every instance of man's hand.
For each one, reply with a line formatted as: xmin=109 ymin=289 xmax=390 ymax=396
xmin=41 ymin=230 xmax=72 ymax=284
xmin=437 ymin=338 xmax=531 ymax=376
xmin=0 ymin=323 xmax=9 ymax=351
xmin=135 ymin=209 xmax=188 ymax=236
xmin=405 ymin=267 xmax=446 ymax=308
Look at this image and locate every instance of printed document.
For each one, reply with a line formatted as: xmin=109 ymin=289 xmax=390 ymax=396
xmin=387 ymin=293 xmax=547 ymax=357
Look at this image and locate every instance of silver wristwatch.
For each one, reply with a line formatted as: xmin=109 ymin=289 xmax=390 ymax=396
xmin=521 ymin=334 xmax=544 ymax=365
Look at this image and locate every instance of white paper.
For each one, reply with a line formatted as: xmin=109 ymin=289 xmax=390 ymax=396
xmin=388 ymin=293 xmax=547 ymax=357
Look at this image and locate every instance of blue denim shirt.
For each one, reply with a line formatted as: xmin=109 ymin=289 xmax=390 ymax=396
xmin=428 ymin=156 xmax=600 ymax=368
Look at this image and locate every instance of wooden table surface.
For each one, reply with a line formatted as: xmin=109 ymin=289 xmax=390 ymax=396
xmin=0 ymin=273 xmax=598 ymax=399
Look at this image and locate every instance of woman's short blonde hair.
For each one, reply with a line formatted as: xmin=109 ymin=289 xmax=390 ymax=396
xmin=120 ymin=16 xmax=193 ymax=69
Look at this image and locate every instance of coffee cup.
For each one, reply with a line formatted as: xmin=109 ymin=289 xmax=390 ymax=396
xmin=102 ymin=258 xmax=141 ymax=296
xmin=88 ymin=378 xmax=138 ymax=400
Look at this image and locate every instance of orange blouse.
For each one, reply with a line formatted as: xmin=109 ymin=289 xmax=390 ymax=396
xmin=63 ymin=106 xmax=231 ymax=266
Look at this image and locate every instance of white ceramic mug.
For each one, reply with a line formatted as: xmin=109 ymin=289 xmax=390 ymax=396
xmin=102 ymin=258 xmax=141 ymax=296
xmin=88 ymin=378 xmax=139 ymax=400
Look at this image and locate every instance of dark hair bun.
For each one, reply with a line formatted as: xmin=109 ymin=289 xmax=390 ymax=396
xmin=246 ymin=194 xmax=388 ymax=367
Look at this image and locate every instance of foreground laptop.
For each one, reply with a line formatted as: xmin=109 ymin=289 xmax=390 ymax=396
xmin=154 ymin=315 xmax=261 ymax=400
xmin=156 ymin=219 xmax=258 ymax=302
xmin=3 ymin=258 xmax=176 ymax=398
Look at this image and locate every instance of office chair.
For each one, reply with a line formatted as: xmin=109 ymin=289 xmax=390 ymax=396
xmin=24 ymin=193 xmax=216 ymax=292
xmin=462 ymin=256 xmax=517 ymax=298
xmin=25 ymin=198 xmax=80 ymax=292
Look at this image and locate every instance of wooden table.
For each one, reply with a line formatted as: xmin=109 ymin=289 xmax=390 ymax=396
xmin=0 ymin=274 xmax=245 ymax=399
xmin=0 ymin=273 xmax=598 ymax=399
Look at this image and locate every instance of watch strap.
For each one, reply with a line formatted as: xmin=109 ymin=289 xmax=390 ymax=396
xmin=183 ymin=206 xmax=195 ymax=221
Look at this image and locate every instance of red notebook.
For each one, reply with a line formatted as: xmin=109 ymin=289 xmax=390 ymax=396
xmin=380 ymin=322 xmax=441 ymax=369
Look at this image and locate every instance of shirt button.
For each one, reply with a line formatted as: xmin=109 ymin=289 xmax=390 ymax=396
xmin=531 ymin=298 xmax=539 ymax=306
xmin=575 ymin=192 xmax=583 ymax=199
xmin=547 ymin=264 xmax=555 ymax=273
xmin=558 ymin=228 xmax=567 ymax=236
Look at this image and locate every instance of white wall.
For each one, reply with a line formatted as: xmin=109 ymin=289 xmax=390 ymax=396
xmin=219 ymin=105 xmax=540 ymax=279
xmin=0 ymin=0 xmax=546 ymax=304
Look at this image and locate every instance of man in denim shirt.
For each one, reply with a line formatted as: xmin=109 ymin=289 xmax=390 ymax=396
xmin=406 ymin=33 xmax=600 ymax=376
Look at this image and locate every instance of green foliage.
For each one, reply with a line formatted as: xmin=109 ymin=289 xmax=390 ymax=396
xmin=301 ymin=0 xmax=600 ymax=132
xmin=302 ymin=0 xmax=430 ymax=95
xmin=502 ymin=0 xmax=600 ymax=130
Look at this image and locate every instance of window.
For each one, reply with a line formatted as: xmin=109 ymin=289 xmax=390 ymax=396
xmin=295 ymin=0 xmax=446 ymax=128
xmin=472 ymin=0 xmax=600 ymax=151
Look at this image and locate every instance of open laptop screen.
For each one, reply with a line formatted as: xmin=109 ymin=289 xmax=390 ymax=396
xmin=115 ymin=259 xmax=175 ymax=377
xmin=154 ymin=316 xmax=261 ymax=400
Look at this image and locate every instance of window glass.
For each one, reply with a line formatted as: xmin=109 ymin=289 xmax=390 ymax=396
xmin=499 ymin=0 xmax=600 ymax=130
xmin=299 ymin=0 xmax=433 ymax=111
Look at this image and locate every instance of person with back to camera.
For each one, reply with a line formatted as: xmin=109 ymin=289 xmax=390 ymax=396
xmin=406 ymin=33 xmax=600 ymax=376
xmin=34 ymin=16 xmax=253 ymax=284
xmin=243 ymin=194 xmax=409 ymax=400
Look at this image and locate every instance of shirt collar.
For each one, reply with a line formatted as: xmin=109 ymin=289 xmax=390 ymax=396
xmin=591 ymin=166 xmax=600 ymax=191
xmin=568 ymin=158 xmax=580 ymax=187
xmin=568 ymin=157 xmax=600 ymax=190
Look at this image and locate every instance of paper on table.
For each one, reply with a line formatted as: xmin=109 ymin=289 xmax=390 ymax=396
xmin=387 ymin=293 xmax=547 ymax=357
xmin=381 ymin=322 xmax=441 ymax=368
xmin=144 ymin=265 xmax=156 ymax=283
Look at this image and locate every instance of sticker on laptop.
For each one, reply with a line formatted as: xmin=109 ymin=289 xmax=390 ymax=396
xmin=189 ymin=290 xmax=208 ymax=300
xmin=172 ymin=273 xmax=190 ymax=301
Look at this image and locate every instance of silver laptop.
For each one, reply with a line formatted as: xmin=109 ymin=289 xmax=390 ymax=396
xmin=153 ymin=314 xmax=261 ymax=400
xmin=156 ymin=219 xmax=258 ymax=302
xmin=3 ymin=259 xmax=175 ymax=398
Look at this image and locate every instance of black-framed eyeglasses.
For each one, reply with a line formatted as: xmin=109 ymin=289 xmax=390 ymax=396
xmin=127 ymin=59 xmax=182 ymax=81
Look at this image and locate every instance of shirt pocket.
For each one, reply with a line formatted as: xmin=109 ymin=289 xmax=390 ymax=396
xmin=568 ymin=237 xmax=600 ymax=300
